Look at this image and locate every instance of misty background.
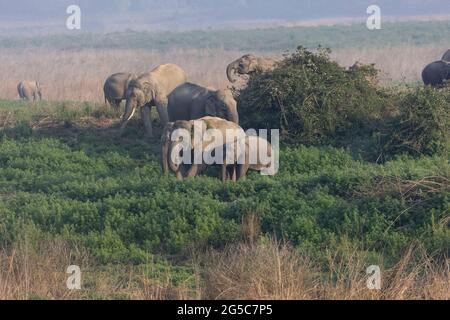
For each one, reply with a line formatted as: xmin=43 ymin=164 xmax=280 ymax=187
xmin=0 ymin=0 xmax=450 ymax=35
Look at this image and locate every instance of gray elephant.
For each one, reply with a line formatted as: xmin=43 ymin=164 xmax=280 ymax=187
xmin=442 ymin=50 xmax=450 ymax=62
xmin=168 ymin=83 xmax=239 ymax=124
xmin=226 ymin=54 xmax=277 ymax=83
xmin=222 ymin=135 xmax=275 ymax=182
xmin=17 ymin=81 xmax=42 ymax=102
xmin=163 ymin=117 xmax=246 ymax=180
xmin=104 ymin=73 xmax=134 ymax=109
xmin=120 ymin=63 xmax=187 ymax=137
xmin=422 ymin=61 xmax=450 ymax=87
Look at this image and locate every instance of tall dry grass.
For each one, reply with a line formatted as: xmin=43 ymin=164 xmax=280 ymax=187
xmin=1 ymin=237 xmax=448 ymax=300
xmin=0 ymin=44 xmax=448 ymax=103
xmin=203 ymin=240 xmax=449 ymax=300
xmin=0 ymin=48 xmax=242 ymax=102
xmin=331 ymin=44 xmax=449 ymax=84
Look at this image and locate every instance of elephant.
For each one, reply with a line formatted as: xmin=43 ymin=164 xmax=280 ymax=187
xmin=442 ymin=50 xmax=450 ymax=62
xmin=119 ymin=63 xmax=187 ymax=137
xmin=17 ymin=81 xmax=42 ymax=102
xmin=163 ymin=117 xmax=246 ymax=180
xmin=422 ymin=61 xmax=450 ymax=87
xmin=161 ymin=122 xmax=192 ymax=180
xmin=226 ymin=54 xmax=277 ymax=83
xmin=168 ymin=82 xmax=239 ymax=124
xmin=222 ymin=135 xmax=275 ymax=182
xmin=104 ymin=73 xmax=134 ymax=109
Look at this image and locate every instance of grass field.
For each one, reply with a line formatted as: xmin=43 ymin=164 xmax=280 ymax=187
xmin=0 ymin=99 xmax=448 ymax=299
xmin=2 ymin=20 xmax=450 ymax=103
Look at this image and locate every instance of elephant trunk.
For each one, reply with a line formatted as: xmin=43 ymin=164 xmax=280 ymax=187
xmin=227 ymin=109 xmax=239 ymax=124
xmin=122 ymin=98 xmax=136 ymax=121
xmin=119 ymin=97 xmax=137 ymax=134
xmin=227 ymin=61 xmax=239 ymax=83
xmin=168 ymin=142 xmax=181 ymax=173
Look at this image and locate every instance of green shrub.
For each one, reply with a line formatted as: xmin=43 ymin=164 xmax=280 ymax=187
xmin=383 ymin=86 xmax=450 ymax=157
xmin=238 ymin=46 xmax=392 ymax=147
xmin=0 ymin=132 xmax=448 ymax=266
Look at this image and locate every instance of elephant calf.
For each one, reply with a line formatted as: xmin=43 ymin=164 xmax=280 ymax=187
xmin=104 ymin=73 xmax=134 ymax=109
xmin=222 ymin=135 xmax=276 ymax=182
xmin=17 ymin=81 xmax=42 ymax=102
xmin=168 ymin=83 xmax=239 ymax=124
xmin=422 ymin=61 xmax=450 ymax=87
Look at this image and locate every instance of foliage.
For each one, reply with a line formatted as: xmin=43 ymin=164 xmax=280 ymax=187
xmin=238 ymin=46 xmax=391 ymax=147
xmin=0 ymin=115 xmax=448 ymax=266
xmin=383 ymin=86 xmax=450 ymax=157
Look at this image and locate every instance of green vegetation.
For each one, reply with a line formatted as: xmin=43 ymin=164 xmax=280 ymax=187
xmin=1 ymin=20 xmax=450 ymax=52
xmin=0 ymin=107 xmax=448 ymax=267
xmin=0 ymin=48 xmax=448 ymax=297
xmin=238 ymin=47 xmax=450 ymax=161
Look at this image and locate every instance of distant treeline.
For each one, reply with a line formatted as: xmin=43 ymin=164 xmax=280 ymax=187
xmin=1 ymin=20 xmax=450 ymax=52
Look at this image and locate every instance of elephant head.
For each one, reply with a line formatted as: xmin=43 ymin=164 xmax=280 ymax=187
xmin=227 ymin=54 xmax=259 ymax=83
xmin=227 ymin=54 xmax=276 ymax=83
xmin=120 ymin=80 xmax=148 ymax=134
xmin=205 ymin=89 xmax=239 ymax=124
xmin=166 ymin=120 xmax=203 ymax=179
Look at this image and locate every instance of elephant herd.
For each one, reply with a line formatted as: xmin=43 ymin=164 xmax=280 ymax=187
xmin=15 ymin=54 xmax=276 ymax=181
xmin=422 ymin=49 xmax=450 ymax=86
xmin=14 ymin=55 xmax=273 ymax=181
xmin=102 ymin=55 xmax=276 ymax=181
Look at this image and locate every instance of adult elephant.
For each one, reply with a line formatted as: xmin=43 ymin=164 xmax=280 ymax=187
xmin=104 ymin=73 xmax=134 ymax=109
xmin=442 ymin=50 xmax=450 ymax=62
xmin=163 ymin=117 xmax=246 ymax=180
xmin=17 ymin=81 xmax=42 ymax=102
xmin=168 ymin=83 xmax=239 ymax=124
xmin=119 ymin=64 xmax=187 ymax=137
xmin=226 ymin=54 xmax=277 ymax=83
xmin=422 ymin=61 xmax=450 ymax=87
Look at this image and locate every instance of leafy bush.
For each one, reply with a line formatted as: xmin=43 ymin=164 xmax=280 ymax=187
xmin=238 ymin=46 xmax=392 ymax=147
xmin=383 ymin=86 xmax=450 ymax=157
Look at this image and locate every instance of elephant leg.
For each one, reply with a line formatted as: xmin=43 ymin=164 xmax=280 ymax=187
xmin=236 ymin=163 xmax=249 ymax=181
xmin=141 ymin=105 xmax=154 ymax=138
xmin=226 ymin=165 xmax=237 ymax=182
xmin=155 ymin=99 xmax=169 ymax=127
xmin=185 ymin=164 xmax=200 ymax=179
xmin=114 ymin=99 xmax=122 ymax=109
xmin=221 ymin=165 xmax=228 ymax=182
xmin=176 ymin=170 xmax=184 ymax=181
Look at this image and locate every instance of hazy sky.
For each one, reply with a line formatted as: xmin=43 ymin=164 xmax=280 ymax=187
xmin=0 ymin=0 xmax=449 ymax=34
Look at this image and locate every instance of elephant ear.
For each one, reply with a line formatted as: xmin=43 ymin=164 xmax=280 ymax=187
xmin=205 ymin=93 xmax=218 ymax=117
